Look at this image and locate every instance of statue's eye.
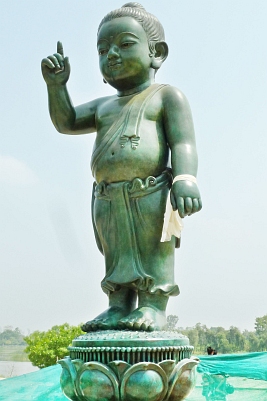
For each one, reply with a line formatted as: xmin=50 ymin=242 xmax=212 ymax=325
xmin=98 ymin=48 xmax=108 ymax=55
xmin=121 ymin=42 xmax=134 ymax=49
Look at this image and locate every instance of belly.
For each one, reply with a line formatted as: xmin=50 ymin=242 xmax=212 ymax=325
xmin=92 ymin=127 xmax=169 ymax=183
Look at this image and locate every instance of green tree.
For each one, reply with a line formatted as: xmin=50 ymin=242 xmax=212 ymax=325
xmin=180 ymin=324 xmax=209 ymax=354
xmin=226 ymin=326 xmax=245 ymax=352
xmin=205 ymin=327 xmax=223 ymax=351
xmin=216 ymin=331 xmax=232 ymax=353
xmin=186 ymin=328 xmax=199 ymax=349
xmin=244 ymin=332 xmax=260 ymax=352
xmin=167 ymin=315 xmax=179 ymax=330
xmin=258 ymin=333 xmax=267 ymax=351
xmin=254 ymin=315 xmax=267 ymax=351
xmin=0 ymin=327 xmax=25 ymax=346
xmin=194 ymin=323 xmax=208 ymax=353
xmin=24 ymin=323 xmax=83 ymax=368
xmin=255 ymin=315 xmax=267 ymax=335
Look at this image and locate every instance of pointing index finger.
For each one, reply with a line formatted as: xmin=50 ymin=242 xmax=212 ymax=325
xmin=57 ymin=41 xmax=64 ymax=57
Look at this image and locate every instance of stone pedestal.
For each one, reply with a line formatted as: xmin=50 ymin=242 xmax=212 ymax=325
xmin=58 ymin=330 xmax=199 ymax=401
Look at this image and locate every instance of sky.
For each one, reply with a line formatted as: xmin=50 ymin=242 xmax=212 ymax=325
xmin=0 ymin=0 xmax=266 ymax=335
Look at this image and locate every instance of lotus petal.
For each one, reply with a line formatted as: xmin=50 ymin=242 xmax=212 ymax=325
xmin=120 ymin=362 xmax=168 ymax=401
xmin=167 ymin=358 xmax=199 ymax=401
xmin=108 ymin=360 xmax=131 ymax=381
xmin=58 ymin=357 xmax=79 ymax=401
xmin=77 ymin=361 xmax=119 ymax=401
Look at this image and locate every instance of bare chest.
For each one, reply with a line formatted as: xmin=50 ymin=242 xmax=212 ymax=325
xmin=92 ymin=94 xmax=168 ymax=183
xmin=95 ymin=94 xmax=162 ymax=138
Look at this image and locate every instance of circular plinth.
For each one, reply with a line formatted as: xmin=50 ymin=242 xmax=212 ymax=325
xmin=69 ymin=330 xmax=193 ymax=365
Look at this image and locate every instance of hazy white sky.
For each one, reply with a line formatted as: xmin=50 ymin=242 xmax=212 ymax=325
xmin=0 ymin=0 xmax=266 ymax=334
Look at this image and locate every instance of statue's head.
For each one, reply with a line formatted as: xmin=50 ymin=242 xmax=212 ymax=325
xmin=97 ymin=2 xmax=168 ymax=90
xmin=98 ymin=3 xmax=166 ymax=56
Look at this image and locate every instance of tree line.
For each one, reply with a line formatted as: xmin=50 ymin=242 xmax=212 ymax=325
xmin=171 ymin=315 xmax=267 ymax=354
xmin=2 ymin=315 xmax=267 ymax=368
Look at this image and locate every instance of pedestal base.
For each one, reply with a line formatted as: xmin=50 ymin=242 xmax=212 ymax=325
xmin=58 ymin=330 xmax=199 ymax=401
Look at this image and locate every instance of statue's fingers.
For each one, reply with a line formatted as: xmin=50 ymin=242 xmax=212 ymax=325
xmin=192 ymin=198 xmax=199 ymax=213
xmin=177 ymin=197 xmax=185 ymax=218
xmin=41 ymin=57 xmax=55 ymax=69
xmin=198 ymin=198 xmax=203 ymax=211
xmin=53 ymin=53 xmax=64 ymax=68
xmin=57 ymin=41 xmax=64 ymax=57
xmin=63 ymin=57 xmax=71 ymax=75
xmin=185 ymin=197 xmax=193 ymax=215
xmin=170 ymin=191 xmax=177 ymax=210
xmin=47 ymin=55 xmax=61 ymax=70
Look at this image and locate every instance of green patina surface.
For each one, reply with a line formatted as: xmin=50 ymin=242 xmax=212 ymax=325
xmin=41 ymin=3 xmax=202 ymax=400
xmin=41 ymin=2 xmax=201 ymax=334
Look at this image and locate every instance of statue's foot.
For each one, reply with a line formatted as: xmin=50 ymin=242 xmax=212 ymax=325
xmin=118 ymin=307 xmax=167 ymax=332
xmin=81 ymin=306 xmax=130 ymax=332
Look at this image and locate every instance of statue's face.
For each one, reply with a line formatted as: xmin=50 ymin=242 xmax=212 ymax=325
xmin=97 ymin=17 xmax=152 ymax=90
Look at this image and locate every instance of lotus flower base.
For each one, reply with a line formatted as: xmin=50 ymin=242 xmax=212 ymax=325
xmin=58 ymin=330 xmax=199 ymax=401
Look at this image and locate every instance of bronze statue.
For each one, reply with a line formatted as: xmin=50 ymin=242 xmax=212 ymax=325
xmin=41 ymin=2 xmax=202 ymax=333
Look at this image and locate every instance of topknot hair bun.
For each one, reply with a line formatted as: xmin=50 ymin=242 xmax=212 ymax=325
xmin=121 ymin=2 xmax=146 ymax=11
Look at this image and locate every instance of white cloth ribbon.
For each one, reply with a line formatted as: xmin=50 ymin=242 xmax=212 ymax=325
xmin=160 ymin=174 xmax=197 ymax=242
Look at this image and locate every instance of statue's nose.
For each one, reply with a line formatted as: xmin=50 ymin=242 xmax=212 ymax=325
xmin=107 ymin=45 xmax=120 ymax=60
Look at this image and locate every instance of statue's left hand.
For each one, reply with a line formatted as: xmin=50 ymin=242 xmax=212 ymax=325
xmin=170 ymin=180 xmax=202 ymax=218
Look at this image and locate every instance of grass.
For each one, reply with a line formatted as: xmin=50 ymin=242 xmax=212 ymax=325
xmin=0 ymin=345 xmax=29 ymax=362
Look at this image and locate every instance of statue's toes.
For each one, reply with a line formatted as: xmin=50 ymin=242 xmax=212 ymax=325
xmin=117 ymin=319 xmax=127 ymax=329
xmin=140 ymin=320 xmax=154 ymax=332
xmin=147 ymin=322 xmax=155 ymax=332
xmin=125 ymin=320 xmax=135 ymax=330
xmin=140 ymin=321 xmax=147 ymax=331
xmin=81 ymin=324 xmax=87 ymax=332
xmin=133 ymin=319 xmax=145 ymax=330
xmin=90 ymin=320 xmax=100 ymax=331
xmin=81 ymin=322 xmax=92 ymax=332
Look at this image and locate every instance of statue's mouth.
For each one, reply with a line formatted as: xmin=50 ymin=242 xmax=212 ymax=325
xmin=108 ymin=62 xmax=121 ymax=69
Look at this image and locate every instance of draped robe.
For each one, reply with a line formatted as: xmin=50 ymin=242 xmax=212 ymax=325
xmin=90 ymin=84 xmax=180 ymax=296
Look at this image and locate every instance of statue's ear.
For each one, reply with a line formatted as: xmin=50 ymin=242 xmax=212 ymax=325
xmin=151 ymin=41 xmax=169 ymax=70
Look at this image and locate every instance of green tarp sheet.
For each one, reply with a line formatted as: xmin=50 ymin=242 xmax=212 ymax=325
xmin=1 ymin=352 xmax=267 ymax=400
xmin=0 ymin=365 xmax=65 ymax=401
xmin=197 ymin=351 xmax=267 ymax=381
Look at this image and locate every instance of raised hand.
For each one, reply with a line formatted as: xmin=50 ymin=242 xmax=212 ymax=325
xmin=170 ymin=180 xmax=202 ymax=218
xmin=41 ymin=41 xmax=70 ymax=85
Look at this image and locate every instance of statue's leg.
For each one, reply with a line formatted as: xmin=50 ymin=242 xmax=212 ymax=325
xmin=116 ymin=184 xmax=178 ymax=332
xmin=118 ymin=291 xmax=168 ymax=331
xmin=81 ymin=287 xmax=137 ymax=332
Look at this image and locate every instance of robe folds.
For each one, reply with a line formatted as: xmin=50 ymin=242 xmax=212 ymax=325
xmin=92 ymin=171 xmax=179 ymax=296
xmin=90 ymin=84 xmax=179 ymax=297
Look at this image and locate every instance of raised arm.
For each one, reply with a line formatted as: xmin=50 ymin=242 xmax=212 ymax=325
xmin=41 ymin=41 xmax=96 ymax=134
xmin=162 ymin=86 xmax=202 ymax=217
